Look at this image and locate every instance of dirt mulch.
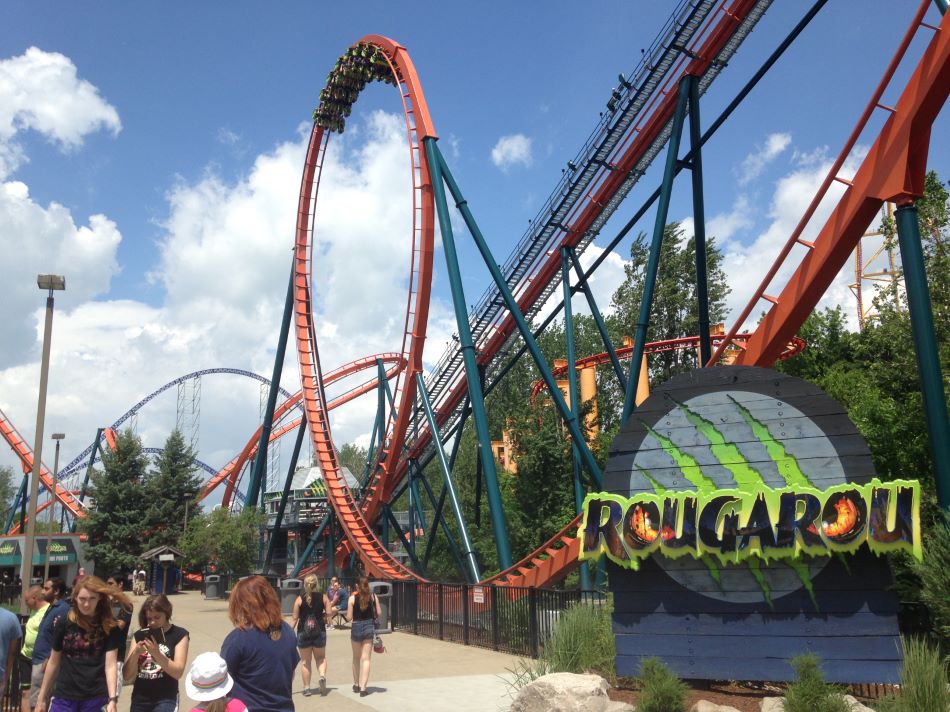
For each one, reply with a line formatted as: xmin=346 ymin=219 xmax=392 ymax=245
xmin=608 ymin=680 xmax=883 ymax=711
xmin=607 ymin=680 xmax=782 ymax=712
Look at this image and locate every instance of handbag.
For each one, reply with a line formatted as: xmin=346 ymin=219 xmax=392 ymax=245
xmin=373 ymin=633 xmax=385 ymax=654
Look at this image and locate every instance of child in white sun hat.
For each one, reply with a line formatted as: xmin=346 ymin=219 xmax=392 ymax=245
xmin=185 ymin=652 xmax=247 ymax=712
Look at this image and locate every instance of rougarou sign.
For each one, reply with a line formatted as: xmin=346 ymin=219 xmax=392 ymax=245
xmin=580 ymin=366 xmax=921 ymax=684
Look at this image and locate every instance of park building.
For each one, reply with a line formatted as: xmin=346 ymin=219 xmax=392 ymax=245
xmin=263 ymin=463 xmax=361 ymax=575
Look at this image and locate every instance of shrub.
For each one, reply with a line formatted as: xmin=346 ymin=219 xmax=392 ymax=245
xmin=538 ymin=600 xmax=615 ymax=680
xmin=636 ymin=656 xmax=688 ymax=712
xmin=784 ymin=654 xmax=849 ymax=712
xmin=506 ymin=599 xmax=614 ymax=691
xmin=914 ymin=513 xmax=950 ymax=647
xmin=875 ymin=637 xmax=950 ymax=712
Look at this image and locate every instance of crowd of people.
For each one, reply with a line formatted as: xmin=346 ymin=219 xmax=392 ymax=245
xmin=0 ymin=573 xmax=385 ymax=712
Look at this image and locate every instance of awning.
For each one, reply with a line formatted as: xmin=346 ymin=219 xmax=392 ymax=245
xmin=34 ymin=538 xmax=78 ymax=564
xmin=0 ymin=540 xmax=20 ymax=566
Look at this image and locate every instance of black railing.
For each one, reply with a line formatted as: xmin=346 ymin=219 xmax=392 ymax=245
xmin=1 ymin=618 xmax=26 ymax=712
xmin=388 ymin=581 xmax=603 ymax=658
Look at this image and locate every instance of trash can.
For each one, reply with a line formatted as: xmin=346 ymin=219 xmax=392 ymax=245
xmin=204 ymin=575 xmax=221 ymax=600
xmin=279 ymin=578 xmax=302 ymax=616
xmin=369 ymin=581 xmax=392 ymax=633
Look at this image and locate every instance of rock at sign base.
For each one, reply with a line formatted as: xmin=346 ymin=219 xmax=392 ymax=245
xmin=509 ymin=672 xmax=634 ymax=712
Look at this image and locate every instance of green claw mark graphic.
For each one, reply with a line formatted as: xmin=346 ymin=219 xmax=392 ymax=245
xmin=786 ymin=558 xmax=818 ymax=611
xmin=641 ymin=422 xmax=717 ymax=491
xmin=643 ymin=398 xmax=827 ymax=606
xmin=673 ymin=400 xmax=765 ymax=490
xmin=701 ymin=556 xmax=723 ymax=587
xmin=638 ymin=467 xmax=723 ymax=588
xmin=728 ymin=396 xmax=813 ymax=488
xmin=638 ymin=467 xmax=668 ymax=495
xmin=747 ymin=558 xmax=773 ymax=609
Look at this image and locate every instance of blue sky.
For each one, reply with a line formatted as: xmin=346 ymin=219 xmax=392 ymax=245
xmin=0 ymin=1 xmax=947 ymax=500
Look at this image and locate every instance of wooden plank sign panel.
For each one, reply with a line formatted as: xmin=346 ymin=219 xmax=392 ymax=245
xmin=597 ymin=366 xmax=908 ymax=684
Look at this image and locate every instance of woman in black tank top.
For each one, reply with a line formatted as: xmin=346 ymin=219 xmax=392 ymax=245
xmin=345 ymin=577 xmax=381 ymax=697
xmin=291 ymin=575 xmax=330 ymax=697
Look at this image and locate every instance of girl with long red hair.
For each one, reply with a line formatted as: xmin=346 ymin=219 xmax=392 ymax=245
xmin=220 ymin=577 xmax=298 ymax=712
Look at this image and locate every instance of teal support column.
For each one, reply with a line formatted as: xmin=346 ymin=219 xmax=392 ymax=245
xmin=5 ymin=474 xmax=26 ymax=534
xmin=72 ymin=428 xmax=105 ymax=532
xmin=381 ymin=505 xmax=390 ymax=561
xmin=247 ymin=266 xmax=295 ymax=507
xmin=566 ymin=248 xmax=627 ymax=392
xmin=290 ymin=512 xmax=332 ymax=576
xmin=895 ymin=204 xmax=950 ymax=510
xmin=326 ymin=517 xmax=336 ymax=578
xmin=364 ymin=359 xmax=387 ymax=484
xmin=561 ymin=248 xmax=592 ymax=592
xmin=424 ymin=137 xmax=512 ymax=569
xmin=687 ymin=74 xmax=712 ymax=365
xmin=936 ymin=0 xmax=947 ymax=15
xmin=415 ymin=373 xmax=481 ymax=582
xmin=622 ymin=76 xmax=691 ymax=423
xmin=418 ymin=475 xmax=467 ymax=577
xmin=263 ymin=416 xmax=307 ymax=572
xmin=430 ymin=139 xmax=603 ymax=488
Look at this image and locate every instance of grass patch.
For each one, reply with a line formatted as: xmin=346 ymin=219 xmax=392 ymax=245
xmin=506 ymin=598 xmax=614 ymax=691
xmin=875 ymin=637 xmax=950 ymax=712
xmin=784 ymin=654 xmax=849 ymax=712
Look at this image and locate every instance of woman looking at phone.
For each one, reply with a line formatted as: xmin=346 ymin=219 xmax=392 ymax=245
xmin=35 ymin=575 xmax=132 ymax=712
xmin=124 ymin=595 xmax=190 ymax=712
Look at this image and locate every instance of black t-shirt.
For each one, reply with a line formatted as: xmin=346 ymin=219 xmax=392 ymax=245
xmin=131 ymin=624 xmax=189 ymax=704
xmin=52 ymin=616 xmax=122 ymax=700
xmin=111 ymin=603 xmax=132 ymax=655
xmin=296 ymin=596 xmax=325 ymax=634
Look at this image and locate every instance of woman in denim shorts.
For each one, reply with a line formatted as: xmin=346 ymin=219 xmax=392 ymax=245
xmin=345 ymin=578 xmax=381 ymax=698
xmin=290 ymin=575 xmax=329 ymax=697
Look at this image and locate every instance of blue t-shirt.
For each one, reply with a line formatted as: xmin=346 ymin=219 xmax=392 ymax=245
xmin=33 ymin=598 xmax=70 ymax=664
xmin=0 ymin=607 xmax=22 ymax=681
xmin=221 ymin=622 xmax=299 ymax=712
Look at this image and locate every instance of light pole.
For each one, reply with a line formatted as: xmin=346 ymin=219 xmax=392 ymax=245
xmin=44 ymin=433 xmax=65 ymax=583
xmin=21 ymin=274 xmax=65 ymax=614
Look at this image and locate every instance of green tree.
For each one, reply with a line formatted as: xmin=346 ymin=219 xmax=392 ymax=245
xmin=0 ymin=465 xmax=17 ymax=525
xmin=337 ymin=443 xmax=368 ymax=481
xmin=78 ymin=429 xmax=151 ymax=574
xmin=143 ymin=430 xmax=202 ymax=550
xmin=180 ymin=507 xmax=265 ymax=576
xmin=610 ymin=223 xmax=730 ymax=382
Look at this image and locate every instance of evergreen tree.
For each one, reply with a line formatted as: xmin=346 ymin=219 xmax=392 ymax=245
xmin=78 ymin=429 xmax=150 ymax=574
xmin=143 ymin=430 xmax=202 ymax=550
xmin=610 ymin=223 xmax=730 ymax=382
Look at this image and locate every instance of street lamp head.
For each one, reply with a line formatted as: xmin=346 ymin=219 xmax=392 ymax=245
xmin=36 ymin=274 xmax=65 ymax=291
xmin=51 ymin=433 xmax=65 ymax=441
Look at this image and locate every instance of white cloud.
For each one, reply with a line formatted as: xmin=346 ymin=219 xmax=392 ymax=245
xmin=0 ymin=108 xmax=459 ymax=494
xmin=490 ymin=134 xmax=533 ymax=172
xmin=0 ymin=47 xmax=120 ymax=178
xmin=0 ymin=181 xmax=122 ymax=366
xmin=722 ymin=150 xmax=864 ymax=331
xmin=738 ymin=132 xmax=791 ymax=186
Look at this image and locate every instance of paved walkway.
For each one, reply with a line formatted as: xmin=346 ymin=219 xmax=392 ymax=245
xmin=117 ymin=590 xmax=523 ymax=712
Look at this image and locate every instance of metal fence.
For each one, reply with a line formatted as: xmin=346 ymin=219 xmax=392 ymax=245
xmin=1 ymin=618 xmax=26 ymax=712
xmin=389 ymin=581 xmax=604 ymax=658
